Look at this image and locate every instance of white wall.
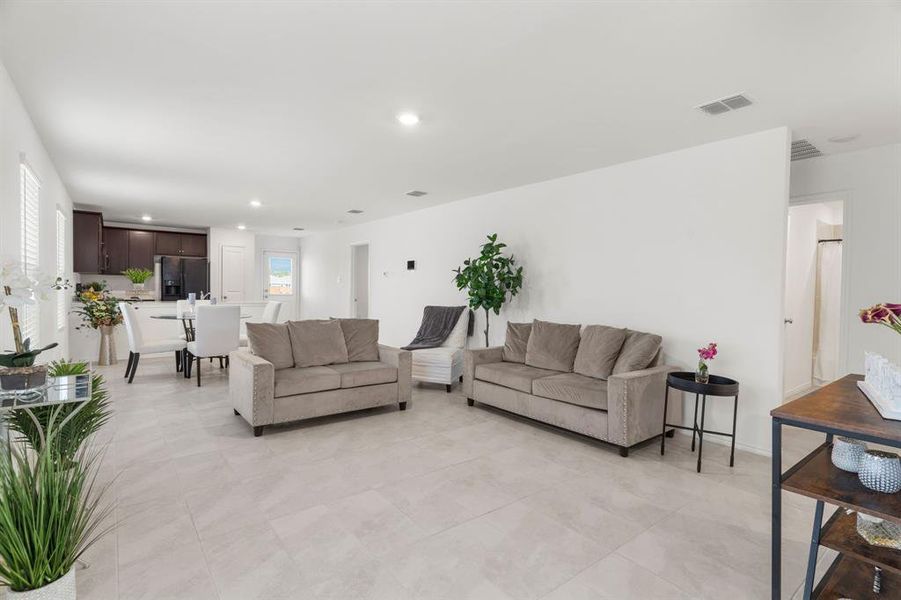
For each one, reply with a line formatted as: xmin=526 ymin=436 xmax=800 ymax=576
xmin=790 ymin=144 xmax=901 ymax=373
xmin=301 ymin=127 xmax=791 ymax=454
xmin=0 ymin=62 xmax=73 ymax=359
xmin=783 ymin=202 xmax=842 ymax=395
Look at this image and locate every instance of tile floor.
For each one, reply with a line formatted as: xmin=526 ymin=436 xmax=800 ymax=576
xmin=67 ymin=357 xmax=829 ymax=599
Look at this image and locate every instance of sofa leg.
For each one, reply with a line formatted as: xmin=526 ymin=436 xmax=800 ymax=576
xmin=459 ymin=375 xmax=463 ymax=382
xmin=619 ymin=446 xmax=629 ymax=458
xmin=253 ymin=425 xmax=264 ymax=437
xmin=233 ymin=408 xmax=240 ymax=416
xmin=467 ymin=398 xmax=474 ymax=407
xmin=399 ymin=402 xmax=407 ymax=411
xmin=445 ymin=384 xmax=451 ymax=393
xmin=665 ymin=429 xmax=675 ymax=438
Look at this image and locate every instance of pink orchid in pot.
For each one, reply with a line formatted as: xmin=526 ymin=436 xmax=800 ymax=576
xmin=696 ymin=342 xmax=718 ymax=384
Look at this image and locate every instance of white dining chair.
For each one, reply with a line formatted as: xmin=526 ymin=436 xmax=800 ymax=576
xmin=238 ymin=301 xmax=282 ymax=347
xmin=175 ymin=299 xmax=211 ymax=340
xmin=184 ymin=304 xmax=240 ymax=386
xmin=119 ymin=302 xmax=187 ymax=383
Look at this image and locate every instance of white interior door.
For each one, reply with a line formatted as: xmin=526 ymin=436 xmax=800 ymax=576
xmin=351 ymin=244 xmax=369 ymax=318
xmin=220 ymin=245 xmax=245 ymax=303
xmin=262 ymin=250 xmax=297 ymax=320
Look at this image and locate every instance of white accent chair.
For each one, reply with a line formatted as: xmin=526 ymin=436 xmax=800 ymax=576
xmin=238 ymin=301 xmax=282 ymax=347
xmin=411 ymin=309 xmax=470 ymax=392
xmin=185 ymin=304 xmax=240 ymax=387
xmin=119 ymin=302 xmax=187 ymax=384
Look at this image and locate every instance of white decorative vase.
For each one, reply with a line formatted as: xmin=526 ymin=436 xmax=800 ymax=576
xmin=132 ymin=282 xmax=145 ymax=291
xmin=7 ymin=567 xmax=76 ymax=600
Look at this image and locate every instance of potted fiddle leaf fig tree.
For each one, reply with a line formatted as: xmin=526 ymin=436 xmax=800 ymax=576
xmin=453 ymin=233 xmax=524 ymax=347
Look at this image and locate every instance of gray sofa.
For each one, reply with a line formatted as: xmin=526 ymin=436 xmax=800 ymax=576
xmin=229 ymin=318 xmax=411 ymax=436
xmin=464 ymin=319 xmax=680 ymax=456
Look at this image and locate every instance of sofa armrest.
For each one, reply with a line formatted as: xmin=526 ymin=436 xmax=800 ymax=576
xmin=463 ymin=346 xmax=504 ymax=398
xmin=606 ymin=364 xmax=680 ymax=448
xmin=379 ymin=344 xmax=412 ymax=406
xmin=228 ymin=350 xmax=275 ymax=427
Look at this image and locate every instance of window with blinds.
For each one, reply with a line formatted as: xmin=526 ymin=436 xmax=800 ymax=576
xmin=56 ymin=209 xmax=66 ymax=330
xmin=20 ymin=162 xmax=40 ymax=346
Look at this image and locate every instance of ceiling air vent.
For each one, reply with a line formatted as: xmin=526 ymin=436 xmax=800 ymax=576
xmin=696 ymin=93 xmax=753 ymax=116
xmin=293 ymin=227 xmax=304 ymax=231
xmin=346 ymin=209 xmax=364 ymax=214
xmin=791 ymin=139 xmax=823 ymax=161
xmin=406 ymin=190 xmax=427 ymax=197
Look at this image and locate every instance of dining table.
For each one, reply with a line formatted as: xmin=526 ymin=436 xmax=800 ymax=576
xmin=150 ymin=312 xmax=252 ymax=342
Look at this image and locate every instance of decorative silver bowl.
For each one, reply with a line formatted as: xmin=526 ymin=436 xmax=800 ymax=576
xmin=858 ymin=450 xmax=901 ymax=494
xmin=831 ymin=437 xmax=868 ymax=472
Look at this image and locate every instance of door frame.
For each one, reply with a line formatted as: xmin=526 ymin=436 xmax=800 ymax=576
xmin=787 ymin=189 xmax=851 ymax=380
xmin=260 ymin=248 xmax=299 ymax=319
xmin=349 ymin=241 xmax=370 ymax=318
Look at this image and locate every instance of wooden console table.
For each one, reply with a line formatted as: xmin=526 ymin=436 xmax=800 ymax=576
xmin=771 ymin=374 xmax=901 ymax=599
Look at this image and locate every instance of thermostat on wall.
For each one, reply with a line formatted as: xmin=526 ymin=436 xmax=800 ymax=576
xmin=407 ymin=260 xmax=415 ymax=270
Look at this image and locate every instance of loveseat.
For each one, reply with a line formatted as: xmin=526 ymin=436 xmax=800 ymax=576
xmin=229 ymin=318 xmax=411 ymax=436
xmin=464 ymin=320 xmax=679 ymax=456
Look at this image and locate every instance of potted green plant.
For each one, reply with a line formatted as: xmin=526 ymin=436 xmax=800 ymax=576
xmin=121 ymin=268 xmax=152 ymax=291
xmin=453 ymin=233 xmax=524 ymax=346
xmin=0 ymin=423 xmax=114 ymax=599
xmin=72 ymin=289 xmax=124 ymax=366
xmin=0 ymin=260 xmax=69 ymax=392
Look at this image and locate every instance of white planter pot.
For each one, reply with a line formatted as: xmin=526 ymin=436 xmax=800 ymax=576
xmin=7 ymin=568 xmax=76 ymax=600
xmin=132 ymin=282 xmax=145 ymax=291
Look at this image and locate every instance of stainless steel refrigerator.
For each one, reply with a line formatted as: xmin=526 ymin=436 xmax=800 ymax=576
xmin=160 ymin=257 xmax=209 ymax=301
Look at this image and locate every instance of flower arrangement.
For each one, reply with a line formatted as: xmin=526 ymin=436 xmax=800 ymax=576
xmin=0 ymin=259 xmax=69 ymax=367
xmin=860 ymin=303 xmax=901 ymax=336
xmin=696 ymin=342 xmax=718 ymax=383
xmin=72 ymin=289 xmax=123 ymax=330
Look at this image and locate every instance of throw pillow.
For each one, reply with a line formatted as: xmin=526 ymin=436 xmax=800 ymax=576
xmin=502 ymin=322 xmax=532 ymax=363
xmin=612 ymin=329 xmax=662 ymax=374
xmin=524 ymin=319 xmax=581 ymax=372
xmin=288 ymin=319 xmax=349 ymax=367
xmin=338 ymin=318 xmax=380 ymax=362
xmin=245 ymin=322 xmax=294 ymax=370
xmin=573 ymin=325 xmax=627 ymax=380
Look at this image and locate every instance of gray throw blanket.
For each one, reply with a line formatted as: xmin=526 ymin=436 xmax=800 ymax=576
xmin=403 ymin=305 xmax=469 ymax=350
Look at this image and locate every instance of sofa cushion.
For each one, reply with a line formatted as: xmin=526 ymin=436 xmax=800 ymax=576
xmin=338 ymin=319 xmax=380 ymax=362
xmin=532 ymin=373 xmax=608 ymax=411
xmin=288 ymin=319 xmax=349 ymax=367
xmin=474 ymin=361 xmax=560 ymax=394
xmin=245 ymin=322 xmax=294 ymax=370
xmin=524 ymin=320 xmax=581 ymax=372
xmin=573 ymin=325 xmax=627 ymax=380
xmin=612 ymin=329 xmax=662 ymax=374
xmin=502 ymin=322 xmax=532 ymax=363
xmin=327 ymin=361 xmax=398 ymax=389
xmin=274 ymin=366 xmax=341 ymax=398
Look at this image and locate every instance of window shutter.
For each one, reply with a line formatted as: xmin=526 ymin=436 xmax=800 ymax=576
xmin=20 ymin=163 xmax=40 ymax=346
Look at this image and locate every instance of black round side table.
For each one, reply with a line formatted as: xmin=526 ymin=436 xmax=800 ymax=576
xmin=660 ymin=371 xmax=739 ymax=473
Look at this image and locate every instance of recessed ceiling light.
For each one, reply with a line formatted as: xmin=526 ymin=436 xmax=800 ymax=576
xmin=347 ymin=209 xmax=364 ymax=214
xmin=396 ymin=112 xmax=420 ymax=126
xmin=141 ymin=215 xmax=152 ymax=222
xmin=249 ymin=199 xmax=262 ymax=207
xmin=406 ymin=190 xmax=427 ymax=197
xmin=827 ymin=134 xmax=860 ymax=144
xmin=237 ymin=224 xmax=246 ymax=230
xmin=293 ymin=227 xmax=305 ymax=231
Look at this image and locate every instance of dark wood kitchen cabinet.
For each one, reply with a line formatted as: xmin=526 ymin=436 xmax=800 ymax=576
xmin=73 ymin=210 xmax=103 ymax=273
xmin=127 ymin=230 xmax=155 ymax=270
xmin=154 ymin=232 xmax=182 ymax=256
xmin=155 ymin=232 xmax=207 ymax=257
xmin=180 ymin=234 xmax=207 ymax=257
xmin=102 ymin=227 xmax=129 ymax=274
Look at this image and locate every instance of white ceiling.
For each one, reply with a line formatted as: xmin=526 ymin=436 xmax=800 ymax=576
xmin=1 ymin=1 xmax=899 ymax=234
